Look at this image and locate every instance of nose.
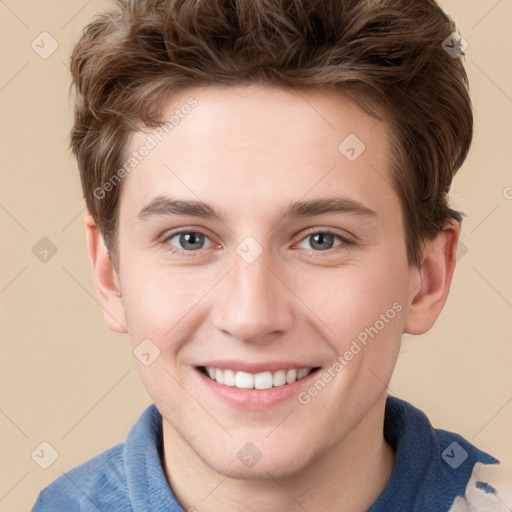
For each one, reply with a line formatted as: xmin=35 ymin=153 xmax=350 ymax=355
xmin=211 ymin=244 xmax=294 ymax=345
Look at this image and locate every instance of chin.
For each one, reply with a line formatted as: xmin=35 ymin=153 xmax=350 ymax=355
xmin=202 ymin=447 xmax=312 ymax=481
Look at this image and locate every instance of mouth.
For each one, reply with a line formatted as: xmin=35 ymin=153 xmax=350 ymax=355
xmin=196 ymin=365 xmax=322 ymax=390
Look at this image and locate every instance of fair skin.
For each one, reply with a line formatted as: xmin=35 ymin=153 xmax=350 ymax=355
xmin=85 ymin=84 xmax=459 ymax=511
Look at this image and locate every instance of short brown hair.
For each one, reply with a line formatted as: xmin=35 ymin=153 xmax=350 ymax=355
xmin=69 ymin=0 xmax=471 ymax=269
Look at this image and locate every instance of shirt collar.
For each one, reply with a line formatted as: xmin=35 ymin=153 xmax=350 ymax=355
xmin=123 ymin=397 xmax=499 ymax=512
xmin=123 ymin=404 xmax=182 ymax=511
xmin=368 ymin=396 xmax=499 ymax=511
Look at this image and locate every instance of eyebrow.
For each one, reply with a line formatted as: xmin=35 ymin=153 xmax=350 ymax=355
xmin=137 ymin=195 xmax=377 ymax=223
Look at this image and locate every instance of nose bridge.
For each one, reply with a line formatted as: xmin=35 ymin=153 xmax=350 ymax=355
xmin=212 ymin=237 xmax=293 ymax=343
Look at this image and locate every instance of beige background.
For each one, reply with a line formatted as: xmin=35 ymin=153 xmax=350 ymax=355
xmin=1 ymin=1 xmax=511 ymax=510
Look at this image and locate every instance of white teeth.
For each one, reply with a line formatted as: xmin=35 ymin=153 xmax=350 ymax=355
xmin=286 ymin=369 xmax=297 ymax=384
xmin=297 ymin=368 xmax=310 ymax=380
xmin=235 ymin=371 xmax=253 ymax=389
xmin=203 ymin=366 xmax=314 ymax=389
xmin=223 ymin=369 xmax=236 ymax=386
xmin=254 ymin=371 xmax=273 ymax=390
xmin=273 ymin=369 xmax=286 ymax=387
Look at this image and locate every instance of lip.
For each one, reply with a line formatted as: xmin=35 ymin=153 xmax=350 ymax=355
xmin=196 ymin=359 xmax=319 ymax=374
xmin=193 ymin=365 xmax=322 ymax=410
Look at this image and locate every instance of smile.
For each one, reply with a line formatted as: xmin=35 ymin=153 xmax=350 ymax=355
xmin=198 ymin=366 xmax=320 ymax=389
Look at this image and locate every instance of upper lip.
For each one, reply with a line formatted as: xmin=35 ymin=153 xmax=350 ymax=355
xmin=196 ymin=360 xmax=320 ymax=374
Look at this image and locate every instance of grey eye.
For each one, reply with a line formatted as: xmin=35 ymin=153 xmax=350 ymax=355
xmin=167 ymin=232 xmax=213 ymax=251
xmin=297 ymin=232 xmax=343 ymax=251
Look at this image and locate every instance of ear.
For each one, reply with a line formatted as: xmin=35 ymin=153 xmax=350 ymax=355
xmin=403 ymin=218 xmax=460 ymax=335
xmin=85 ymin=213 xmax=128 ymax=334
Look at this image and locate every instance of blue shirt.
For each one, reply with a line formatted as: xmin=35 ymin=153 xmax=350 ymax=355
xmin=32 ymin=397 xmax=503 ymax=511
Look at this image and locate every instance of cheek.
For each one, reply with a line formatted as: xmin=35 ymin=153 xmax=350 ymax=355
xmin=304 ymin=262 xmax=402 ymax=324
xmin=120 ymin=259 xmax=192 ymax=342
xmin=119 ymin=264 xmax=202 ymax=399
xmin=120 ymin=258 xmax=225 ymax=364
xmin=302 ymin=259 xmax=407 ymax=364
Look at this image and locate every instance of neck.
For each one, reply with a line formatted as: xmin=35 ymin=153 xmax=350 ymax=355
xmin=162 ymin=394 xmax=395 ymax=512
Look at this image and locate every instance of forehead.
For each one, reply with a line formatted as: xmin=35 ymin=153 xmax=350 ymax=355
xmin=119 ymin=84 xmax=398 ymax=226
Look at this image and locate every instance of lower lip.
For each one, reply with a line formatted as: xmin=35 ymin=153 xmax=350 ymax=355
xmin=194 ymin=367 xmax=321 ymax=410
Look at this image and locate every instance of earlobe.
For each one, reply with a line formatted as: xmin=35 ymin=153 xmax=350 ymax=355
xmin=85 ymin=213 xmax=128 ymax=334
xmin=403 ymin=219 xmax=460 ymax=335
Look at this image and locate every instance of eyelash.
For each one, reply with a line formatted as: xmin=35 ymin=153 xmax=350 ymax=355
xmin=159 ymin=227 xmax=355 ymax=257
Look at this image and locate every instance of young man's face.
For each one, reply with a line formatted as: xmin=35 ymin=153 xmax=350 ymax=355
xmin=89 ymin=84 xmax=449 ymax=479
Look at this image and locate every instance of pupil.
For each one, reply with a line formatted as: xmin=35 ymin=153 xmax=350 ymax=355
xmin=182 ymin=233 xmax=203 ymax=250
xmin=312 ymin=233 xmax=332 ymax=250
